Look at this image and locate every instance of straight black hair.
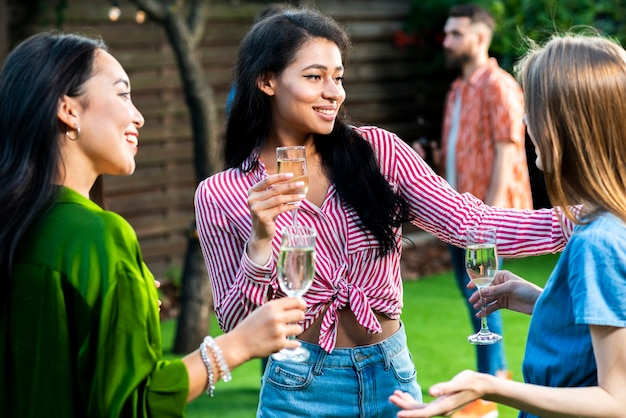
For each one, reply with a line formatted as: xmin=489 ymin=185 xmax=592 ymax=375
xmin=0 ymin=32 xmax=107 ymax=280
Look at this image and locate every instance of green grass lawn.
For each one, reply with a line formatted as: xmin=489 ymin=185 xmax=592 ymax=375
xmin=161 ymin=253 xmax=560 ymax=417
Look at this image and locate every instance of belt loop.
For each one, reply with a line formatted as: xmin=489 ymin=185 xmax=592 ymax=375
xmin=379 ymin=340 xmax=392 ymax=371
xmin=380 ymin=321 xmax=404 ymax=371
xmin=313 ymin=347 xmax=327 ymax=376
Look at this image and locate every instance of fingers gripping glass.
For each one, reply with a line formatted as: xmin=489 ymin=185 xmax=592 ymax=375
xmin=465 ymin=225 xmax=502 ymax=345
xmin=271 ymin=225 xmax=316 ymax=362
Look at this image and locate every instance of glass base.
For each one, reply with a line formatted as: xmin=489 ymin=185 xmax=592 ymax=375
xmin=468 ymin=331 xmax=502 ymax=345
xmin=271 ymin=346 xmax=310 ymax=362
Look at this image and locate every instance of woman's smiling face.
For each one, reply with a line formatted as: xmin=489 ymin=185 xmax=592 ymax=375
xmin=71 ymin=49 xmax=145 ymax=177
xmin=262 ymin=37 xmax=346 ymax=139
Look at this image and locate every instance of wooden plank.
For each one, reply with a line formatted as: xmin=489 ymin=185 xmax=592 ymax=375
xmin=139 ymin=235 xmax=189 ymax=260
xmin=318 ymin=1 xmax=410 ymax=18
xmin=350 ymin=42 xmax=418 ymax=61
xmin=345 ymin=81 xmax=419 ymax=101
xmin=130 ymin=216 xmax=194 ymax=239
xmin=342 ymin=20 xmax=406 ymax=39
xmin=104 ymin=165 xmax=196 ymax=193
xmin=106 ymin=188 xmax=196 ymax=213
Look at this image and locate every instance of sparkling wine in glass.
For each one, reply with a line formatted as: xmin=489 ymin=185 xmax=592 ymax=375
xmin=271 ymin=225 xmax=316 ymax=362
xmin=465 ymin=225 xmax=502 ymax=345
xmin=276 ymin=146 xmax=308 ymax=224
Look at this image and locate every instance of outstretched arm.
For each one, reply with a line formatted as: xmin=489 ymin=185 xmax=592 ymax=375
xmin=389 ymin=134 xmax=573 ymax=257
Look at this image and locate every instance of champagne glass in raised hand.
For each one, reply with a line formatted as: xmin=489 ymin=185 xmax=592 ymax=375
xmin=276 ymin=146 xmax=308 ymax=225
xmin=271 ymin=224 xmax=316 ymax=362
xmin=465 ymin=225 xmax=502 ymax=345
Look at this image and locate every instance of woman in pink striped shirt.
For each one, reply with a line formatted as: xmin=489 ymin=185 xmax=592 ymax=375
xmin=195 ymin=7 xmax=571 ymax=417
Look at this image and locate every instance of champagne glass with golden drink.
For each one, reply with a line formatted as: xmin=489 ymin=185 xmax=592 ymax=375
xmin=276 ymin=146 xmax=308 ymax=224
xmin=465 ymin=225 xmax=502 ymax=345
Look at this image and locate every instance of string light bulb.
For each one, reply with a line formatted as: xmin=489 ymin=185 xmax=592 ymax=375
xmin=135 ymin=9 xmax=146 ymax=24
xmin=108 ymin=1 xmax=121 ymax=21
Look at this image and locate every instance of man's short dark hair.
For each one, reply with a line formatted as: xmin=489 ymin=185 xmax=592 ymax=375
xmin=449 ymin=3 xmax=495 ymax=31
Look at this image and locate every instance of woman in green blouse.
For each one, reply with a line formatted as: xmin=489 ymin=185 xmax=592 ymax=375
xmin=0 ymin=32 xmax=306 ymax=417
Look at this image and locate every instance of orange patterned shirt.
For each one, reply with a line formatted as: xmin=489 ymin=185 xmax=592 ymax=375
xmin=442 ymin=58 xmax=532 ymax=209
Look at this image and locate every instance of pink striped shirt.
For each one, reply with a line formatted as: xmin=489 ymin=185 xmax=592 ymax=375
xmin=195 ymin=126 xmax=572 ymax=353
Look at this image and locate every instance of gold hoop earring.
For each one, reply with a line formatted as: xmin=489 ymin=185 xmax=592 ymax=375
xmin=66 ymin=124 xmax=80 ymax=141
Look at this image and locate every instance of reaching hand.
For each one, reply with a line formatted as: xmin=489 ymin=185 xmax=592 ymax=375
xmin=221 ymin=296 xmax=307 ymax=362
xmin=468 ymin=270 xmax=543 ymax=316
xmin=185 ymin=297 xmax=307 ymax=402
xmin=390 ymin=370 xmax=491 ymax=417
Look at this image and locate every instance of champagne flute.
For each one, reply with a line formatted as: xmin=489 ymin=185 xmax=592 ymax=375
xmin=276 ymin=146 xmax=308 ymax=225
xmin=272 ymin=225 xmax=316 ymax=362
xmin=465 ymin=225 xmax=502 ymax=345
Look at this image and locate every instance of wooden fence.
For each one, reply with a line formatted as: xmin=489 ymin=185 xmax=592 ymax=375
xmin=18 ymin=0 xmax=433 ymax=280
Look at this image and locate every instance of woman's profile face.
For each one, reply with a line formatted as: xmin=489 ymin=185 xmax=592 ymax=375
xmin=71 ymin=49 xmax=144 ymax=177
xmin=263 ymin=37 xmax=346 ymax=139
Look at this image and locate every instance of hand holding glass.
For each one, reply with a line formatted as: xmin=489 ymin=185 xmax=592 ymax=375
xmin=465 ymin=225 xmax=502 ymax=345
xmin=271 ymin=225 xmax=316 ymax=362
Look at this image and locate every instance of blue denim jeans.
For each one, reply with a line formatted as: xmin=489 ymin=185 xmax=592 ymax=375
xmin=449 ymin=244 xmax=507 ymax=375
xmin=257 ymin=322 xmax=421 ymax=417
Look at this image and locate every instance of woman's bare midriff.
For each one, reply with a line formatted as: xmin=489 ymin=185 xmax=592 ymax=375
xmin=298 ymin=304 xmax=400 ymax=347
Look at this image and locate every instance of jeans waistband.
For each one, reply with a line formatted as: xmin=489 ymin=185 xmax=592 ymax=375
xmin=298 ymin=321 xmax=408 ymax=373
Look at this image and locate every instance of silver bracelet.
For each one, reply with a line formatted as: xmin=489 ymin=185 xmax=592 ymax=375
xmin=199 ymin=339 xmax=216 ymax=397
xmin=203 ymin=336 xmax=232 ymax=383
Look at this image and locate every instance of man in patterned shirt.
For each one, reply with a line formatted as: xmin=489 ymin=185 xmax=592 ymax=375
xmin=432 ymin=4 xmax=533 ymax=418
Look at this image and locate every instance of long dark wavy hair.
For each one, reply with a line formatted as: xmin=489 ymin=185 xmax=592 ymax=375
xmin=0 ymin=32 xmax=106 ymax=280
xmin=225 ymin=7 xmax=410 ymax=257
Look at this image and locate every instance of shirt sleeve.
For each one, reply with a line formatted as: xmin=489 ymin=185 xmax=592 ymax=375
xmin=93 ymin=265 xmax=189 ymax=417
xmin=195 ymin=178 xmax=274 ymax=332
xmin=568 ymin=218 xmax=626 ymax=327
xmin=378 ymin=129 xmax=573 ymax=256
xmin=90 ymin=213 xmax=189 ymax=417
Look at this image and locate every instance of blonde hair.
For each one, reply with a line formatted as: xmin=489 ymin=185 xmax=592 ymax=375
xmin=516 ymin=34 xmax=626 ymax=224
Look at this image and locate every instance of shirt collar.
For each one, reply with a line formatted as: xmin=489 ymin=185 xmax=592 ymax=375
xmin=55 ymin=186 xmax=103 ymax=212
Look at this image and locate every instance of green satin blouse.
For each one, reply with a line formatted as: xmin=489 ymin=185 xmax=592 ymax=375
xmin=0 ymin=187 xmax=189 ymax=417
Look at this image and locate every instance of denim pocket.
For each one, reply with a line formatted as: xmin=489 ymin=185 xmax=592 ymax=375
xmin=265 ymin=359 xmax=314 ymax=391
xmin=389 ymin=346 xmax=418 ymax=384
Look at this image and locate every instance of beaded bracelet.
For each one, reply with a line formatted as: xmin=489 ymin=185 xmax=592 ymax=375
xmin=199 ymin=339 xmax=216 ymax=397
xmin=203 ymin=336 xmax=232 ymax=383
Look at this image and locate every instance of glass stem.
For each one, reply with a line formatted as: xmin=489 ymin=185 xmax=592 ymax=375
xmin=479 ymin=288 xmax=490 ymax=334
